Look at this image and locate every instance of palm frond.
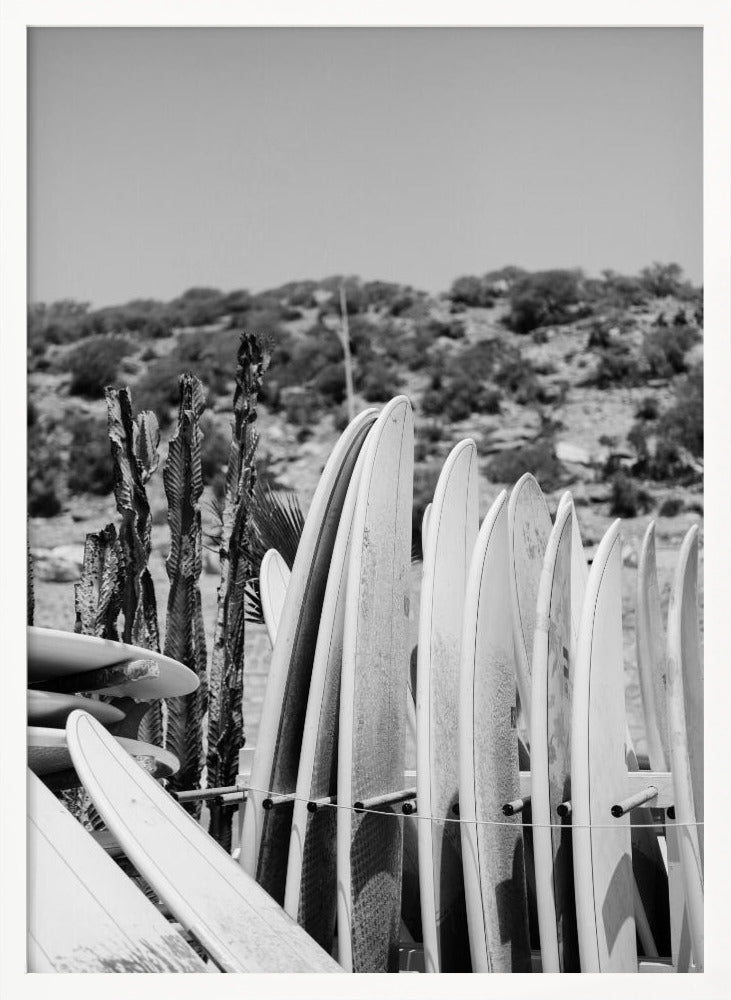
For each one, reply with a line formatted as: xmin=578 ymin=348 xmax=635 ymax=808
xmin=243 ymin=481 xmax=304 ymax=624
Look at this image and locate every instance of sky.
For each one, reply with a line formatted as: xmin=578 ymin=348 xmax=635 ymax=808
xmin=28 ymin=27 xmax=702 ymax=307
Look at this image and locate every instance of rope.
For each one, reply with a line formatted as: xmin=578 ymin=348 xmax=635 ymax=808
xmin=241 ymin=784 xmax=704 ymax=831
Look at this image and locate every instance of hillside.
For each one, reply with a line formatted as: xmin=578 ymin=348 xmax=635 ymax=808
xmin=27 ymin=264 xmax=704 ymax=755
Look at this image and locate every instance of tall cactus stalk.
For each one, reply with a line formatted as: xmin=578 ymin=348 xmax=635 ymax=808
xmin=106 ymin=387 xmax=162 ymax=746
xmin=207 ymin=331 xmax=266 ymax=849
xmin=162 ymin=374 xmax=208 ymax=814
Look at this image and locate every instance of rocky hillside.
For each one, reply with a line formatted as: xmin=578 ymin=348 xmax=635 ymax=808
xmin=27 ymin=264 xmax=704 ymax=754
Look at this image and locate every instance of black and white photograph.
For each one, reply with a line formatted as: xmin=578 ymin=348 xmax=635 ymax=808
xmin=1 ymin=2 xmax=729 ymax=992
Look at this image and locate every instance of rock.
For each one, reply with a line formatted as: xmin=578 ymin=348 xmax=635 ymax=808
xmin=32 ymin=544 xmax=85 ymax=582
xmin=555 ymin=441 xmax=595 ymax=466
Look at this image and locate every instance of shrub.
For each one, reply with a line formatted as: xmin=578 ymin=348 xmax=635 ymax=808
xmin=656 ymin=368 xmax=703 ymax=457
xmin=641 ymin=325 xmax=700 ymax=379
xmin=506 ymin=269 xmax=585 ymax=334
xmin=358 ymin=360 xmax=403 ymax=403
xmin=134 ymin=357 xmax=200 ymax=425
xmin=587 ymin=270 xmax=648 ymax=309
xmin=586 ymin=343 xmax=637 ymax=390
xmin=485 ymin=439 xmax=565 ymax=491
xmin=638 ymin=262 xmax=685 ymax=298
xmin=67 ymin=414 xmax=115 ymax=495
xmin=66 ymin=335 xmax=134 ymax=398
xmin=635 ymin=395 xmax=660 ymax=420
xmin=609 ymin=473 xmax=653 ymax=518
xmin=658 ymin=496 xmax=684 ymax=517
xmin=199 ymin=414 xmax=231 ymax=486
xmin=28 ymin=421 xmax=63 ymax=517
xmin=448 ymin=275 xmax=495 ymax=308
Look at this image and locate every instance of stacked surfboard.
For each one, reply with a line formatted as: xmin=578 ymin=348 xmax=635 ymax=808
xmin=27 ymin=628 xmax=198 ymax=785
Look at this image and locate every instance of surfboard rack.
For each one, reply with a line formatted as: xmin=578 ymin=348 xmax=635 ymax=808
xmin=173 ymin=784 xmax=247 ymax=805
xmin=503 ymin=795 xmax=531 ymax=816
xmin=611 ymin=785 xmax=659 ymax=817
xmin=306 ymin=794 xmax=337 ymax=813
xmin=353 ymin=787 xmax=417 ymax=813
xmin=262 ymin=792 xmax=298 ymax=810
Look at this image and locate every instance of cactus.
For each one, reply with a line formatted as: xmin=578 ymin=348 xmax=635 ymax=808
xmin=106 ymin=387 xmax=162 ymax=745
xmin=162 ymin=374 xmax=208 ymax=815
xmin=74 ymin=524 xmax=124 ymax=639
xmin=207 ymin=331 xmax=266 ymax=849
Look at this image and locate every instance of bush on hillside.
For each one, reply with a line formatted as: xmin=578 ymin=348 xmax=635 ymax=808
xmin=609 ymin=472 xmax=653 ymax=518
xmin=199 ymin=413 xmax=231 ymax=485
xmin=657 ymin=368 xmax=703 ymax=457
xmin=641 ymin=324 xmax=701 ymax=379
xmin=66 ymin=335 xmax=134 ymax=398
xmin=506 ymin=269 xmax=586 ymax=334
xmin=67 ymin=414 xmax=114 ymax=495
xmin=447 ymin=275 xmax=495 ymax=309
xmin=484 ymin=438 xmax=565 ymax=492
xmin=638 ymin=262 xmax=686 ymax=298
xmin=28 ymin=420 xmax=64 ymax=517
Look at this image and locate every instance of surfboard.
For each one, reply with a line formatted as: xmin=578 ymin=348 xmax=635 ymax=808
xmin=637 ymin=522 xmax=669 ymax=771
xmin=28 ymin=725 xmax=179 ymax=780
xmin=28 ymin=689 xmax=125 ymax=728
xmin=260 ymin=549 xmax=291 ymax=647
xmin=283 ymin=440 xmax=368 ymax=952
xmin=27 ymin=769 xmax=210 ymax=973
xmin=459 ymin=490 xmax=531 ymax=972
xmin=530 ymin=497 xmax=581 ymax=972
xmin=421 ymin=501 xmax=432 ymax=557
xmin=666 ymin=524 xmax=703 ymax=970
xmin=28 ymin=626 xmax=199 ymax=699
xmin=571 ymin=519 xmax=637 ymax=972
xmin=65 ymin=710 xmax=343 ymax=973
xmin=336 ymin=395 xmax=414 ymax=973
xmin=416 ymin=439 xmax=478 ymax=972
xmin=240 ymin=407 xmax=378 ymax=904
xmin=507 ymin=473 xmax=553 ymax=733
xmin=636 ymin=521 xmax=692 ymax=970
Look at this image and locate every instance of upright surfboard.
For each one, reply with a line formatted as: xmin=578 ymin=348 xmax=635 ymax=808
xmin=28 ymin=769 xmax=209 ymax=973
xmin=637 ymin=522 xmax=669 ymax=770
xmin=636 ymin=521 xmax=692 ymax=970
xmin=530 ymin=498 xmax=581 ymax=972
xmin=459 ymin=491 xmax=531 ymax=972
xmin=260 ymin=549 xmax=291 ymax=647
xmin=336 ymin=396 xmax=414 ymax=973
xmin=240 ymin=407 xmax=378 ymax=903
xmin=416 ymin=439 xmax=478 ymax=972
xmin=66 ymin=711 xmax=342 ymax=973
xmin=666 ymin=525 xmax=703 ymax=970
xmin=508 ymin=473 xmax=553 ymax=733
xmin=571 ymin=520 xmax=637 ymax=972
xmin=283 ymin=442 xmax=368 ymax=951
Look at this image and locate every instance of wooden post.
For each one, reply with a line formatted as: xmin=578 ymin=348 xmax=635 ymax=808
xmin=339 ymin=283 xmax=355 ymax=422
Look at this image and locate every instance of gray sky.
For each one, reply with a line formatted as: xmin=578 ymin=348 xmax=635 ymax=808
xmin=28 ymin=27 xmax=702 ymax=307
